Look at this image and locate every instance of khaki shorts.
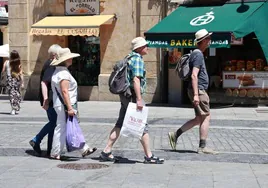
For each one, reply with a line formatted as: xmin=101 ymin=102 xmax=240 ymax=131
xmin=188 ymin=89 xmax=210 ymax=116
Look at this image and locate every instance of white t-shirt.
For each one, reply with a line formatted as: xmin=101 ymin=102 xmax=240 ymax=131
xmin=51 ymin=67 xmax=78 ymax=108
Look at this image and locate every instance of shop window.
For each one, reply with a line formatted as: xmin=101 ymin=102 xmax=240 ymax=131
xmin=68 ymin=36 xmax=100 ymax=86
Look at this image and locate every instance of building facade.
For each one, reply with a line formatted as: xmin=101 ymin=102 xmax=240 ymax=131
xmin=9 ymin=0 xmax=175 ymax=103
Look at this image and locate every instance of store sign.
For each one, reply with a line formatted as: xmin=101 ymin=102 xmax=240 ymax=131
xmin=65 ymin=0 xmax=100 ymax=15
xmin=147 ymin=38 xmax=229 ymax=48
xmin=223 ymin=71 xmax=268 ymax=89
xmin=190 ymin=12 xmax=215 ymax=26
xmin=30 ymin=28 xmax=99 ymax=36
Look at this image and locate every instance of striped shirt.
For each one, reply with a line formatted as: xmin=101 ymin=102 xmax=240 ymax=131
xmin=127 ymin=51 xmax=147 ymax=94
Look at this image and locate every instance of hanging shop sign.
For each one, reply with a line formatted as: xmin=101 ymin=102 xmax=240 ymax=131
xmin=223 ymin=71 xmax=268 ymax=89
xmin=30 ymin=28 xmax=99 ymax=36
xmin=65 ymin=0 xmax=100 ymax=15
xmin=147 ymin=33 xmax=231 ymax=48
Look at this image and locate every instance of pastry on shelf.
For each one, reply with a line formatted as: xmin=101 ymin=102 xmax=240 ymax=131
xmin=225 ymin=88 xmax=233 ymax=96
xmin=239 ymin=89 xmax=247 ymax=97
xmin=232 ymin=89 xmax=239 ymax=97
xmin=260 ymin=89 xmax=266 ymax=98
xmin=253 ymin=89 xmax=260 ymax=98
xmin=247 ymin=89 xmax=254 ymax=98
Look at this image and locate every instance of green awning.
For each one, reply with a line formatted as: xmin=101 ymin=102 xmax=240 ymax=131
xmin=145 ymin=2 xmax=266 ymax=49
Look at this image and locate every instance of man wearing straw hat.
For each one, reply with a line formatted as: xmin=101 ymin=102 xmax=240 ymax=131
xmin=168 ymin=29 xmax=218 ymax=154
xmin=100 ymin=37 xmax=164 ymax=164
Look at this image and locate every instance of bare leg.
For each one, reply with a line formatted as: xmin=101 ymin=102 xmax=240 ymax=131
xmin=140 ymin=133 xmax=152 ymax=158
xmin=103 ymin=126 xmax=121 ymax=154
xmin=199 ymin=114 xmax=211 ymax=140
xmin=180 ymin=116 xmax=202 ymax=133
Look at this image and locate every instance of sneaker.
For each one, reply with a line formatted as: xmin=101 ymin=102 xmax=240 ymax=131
xmin=168 ymin=132 xmax=177 ymax=150
xmin=10 ymin=110 xmax=15 ymax=115
xmin=144 ymin=154 xmax=164 ymax=164
xmin=15 ymin=111 xmax=19 ymax=115
xmin=29 ymin=140 xmax=42 ymax=155
xmin=197 ymin=147 xmax=219 ymax=155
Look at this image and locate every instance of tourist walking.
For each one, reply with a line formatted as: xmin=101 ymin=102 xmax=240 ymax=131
xmin=50 ymin=47 xmax=97 ymax=160
xmin=100 ymin=37 xmax=164 ymax=164
xmin=168 ymin=29 xmax=218 ymax=154
xmin=29 ymin=44 xmax=61 ymax=156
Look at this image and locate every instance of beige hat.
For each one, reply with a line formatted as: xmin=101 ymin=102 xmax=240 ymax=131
xmin=132 ymin=37 xmax=148 ymax=51
xmin=50 ymin=48 xmax=80 ymax=66
xmin=194 ymin=29 xmax=212 ymax=43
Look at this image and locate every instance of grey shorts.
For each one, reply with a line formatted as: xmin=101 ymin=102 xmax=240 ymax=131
xmin=115 ymin=92 xmax=149 ymax=133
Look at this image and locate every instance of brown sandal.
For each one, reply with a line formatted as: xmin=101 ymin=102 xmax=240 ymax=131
xmin=82 ymin=147 xmax=97 ymax=158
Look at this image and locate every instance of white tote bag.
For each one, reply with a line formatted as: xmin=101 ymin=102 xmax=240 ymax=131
xmin=120 ymin=102 xmax=149 ymax=139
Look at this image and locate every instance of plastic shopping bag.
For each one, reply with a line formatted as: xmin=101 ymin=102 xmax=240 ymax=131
xmin=120 ymin=102 xmax=149 ymax=139
xmin=66 ymin=115 xmax=86 ymax=152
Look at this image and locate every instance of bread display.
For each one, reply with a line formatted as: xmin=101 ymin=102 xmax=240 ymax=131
xmin=260 ymin=89 xmax=266 ymax=98
xmin=237 ymin=74 xmax=255 ymax=86
xmin=247 ymin=89 xmax=254 ymax=97
xmin=246 ymin=61 xmax=255 ymax=71
xmin=256 ymin=59 xmax=264 ymax=71
xmin=237 ymin=60 xmax=245 ymax=71
xmin=239 ymin=89 xmax=247 ymax=97
xmin=232 ymin=89 xmax=239 ymax=97
xmin=253 ymin=89 xmax=260 ymax=98
xmin=237 ymin=74 xmax=253 ymax=81
xmin=225 ymin=88 xmax=233 ymax=96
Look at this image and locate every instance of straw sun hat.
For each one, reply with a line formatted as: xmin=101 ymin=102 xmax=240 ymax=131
xmin=50 ymin=48 xmax=80 ymax=66
xmin=194 ymin=29 xmax=212 ymax=43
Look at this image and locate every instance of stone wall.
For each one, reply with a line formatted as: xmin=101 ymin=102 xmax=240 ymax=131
xmin=9 ymin=0 xmax=166 ymax=102
xmin=99 ymin=0 xmax=164 ymax=102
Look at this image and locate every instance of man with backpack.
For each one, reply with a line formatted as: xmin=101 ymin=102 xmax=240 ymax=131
xmin=29 ymin=44 xmax=61 ymax=156
xmin=101 ymin=37 xmax=164 ymax=164
xmin=168 ymin=29 xmax=218 ymax=154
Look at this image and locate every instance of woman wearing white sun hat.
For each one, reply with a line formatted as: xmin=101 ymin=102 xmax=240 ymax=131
xmin=50 ymin=48 xmax=97 ymax=160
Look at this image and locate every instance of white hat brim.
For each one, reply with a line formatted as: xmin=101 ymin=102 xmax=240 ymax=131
xmin=132 ymin=41 xmax=149 ymax=51
xmin=195 ymin=32 xmax=213 ymax=43
xmin=50 ymin=53 xmax=80 ymax=66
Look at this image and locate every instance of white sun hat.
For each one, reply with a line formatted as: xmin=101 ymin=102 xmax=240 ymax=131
xmin=194 ymin=29 xmax=213 ymax=43
xmin=50 ymin=48 xmax=80 ymax=66
xmin=132 ymin=37 xmax=148 ymax=51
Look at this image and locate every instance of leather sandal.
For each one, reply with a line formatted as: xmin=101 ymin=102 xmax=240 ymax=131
xmin=100 ymin=151 xmax=116 ymax=162
xmin=82 ymin=147 xmax=97 ymax=158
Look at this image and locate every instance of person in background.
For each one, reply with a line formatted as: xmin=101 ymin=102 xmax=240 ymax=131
xmin=50 ymin=47 xmax=97 ymax=160
xmin=29 ymin=44 xmax=61 ymax=156
xmin=6 ymin=50 xmax=24 ymax=115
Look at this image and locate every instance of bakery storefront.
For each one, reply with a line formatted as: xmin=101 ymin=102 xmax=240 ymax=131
xmin=145 ymin=1 xmax=268 ymax=105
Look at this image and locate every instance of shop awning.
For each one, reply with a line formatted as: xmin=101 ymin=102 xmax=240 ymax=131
xmin=30 ymin=15 xmax=115 ymax=36
xmin=145 ymin=2 xmax=266 ymax=49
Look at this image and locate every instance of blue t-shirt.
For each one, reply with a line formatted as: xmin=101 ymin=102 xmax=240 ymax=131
xmin=188 ymin=49 xmax=209 ymax=90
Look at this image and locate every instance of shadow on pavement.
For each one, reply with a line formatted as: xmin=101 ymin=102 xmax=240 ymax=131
xmin=0 ymin=112 xmax=10 ymax=115
xmin=91 ymin=156 xmax=141 ymax=164
xmin=25 ymin=149 xmax=80 ymax=161
xmin=161 ymin=149 xmax=197 ymax=154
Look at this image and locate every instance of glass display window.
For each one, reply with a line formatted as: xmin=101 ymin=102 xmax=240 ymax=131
xmin=68 ymin=35 xmax=100 ymax=86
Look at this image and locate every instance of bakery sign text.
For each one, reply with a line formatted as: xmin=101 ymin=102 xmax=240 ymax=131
xmin=65 ymin=0 xmax=100 ymax=15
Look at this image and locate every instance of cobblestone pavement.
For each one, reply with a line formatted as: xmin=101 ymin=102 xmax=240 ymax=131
xmin=1 ymin=123 xmax=268 ymax=164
